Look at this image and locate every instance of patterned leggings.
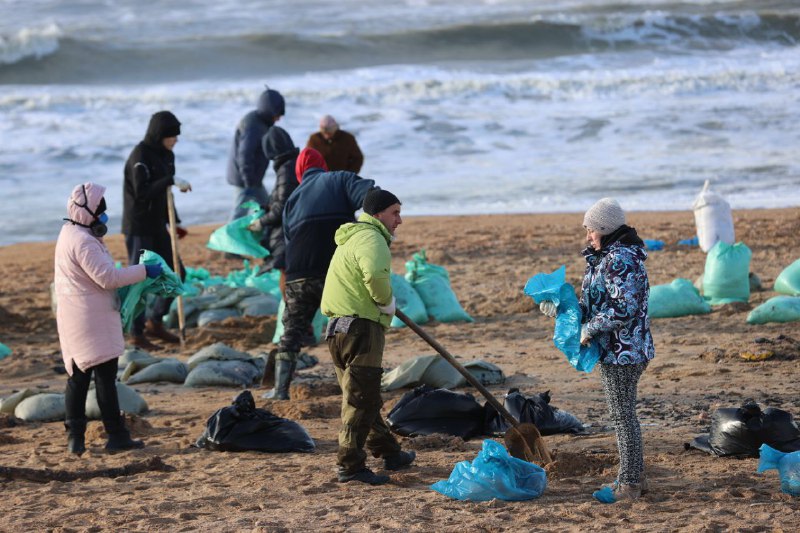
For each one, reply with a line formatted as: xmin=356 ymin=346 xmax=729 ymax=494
xmin=600 ymin=361 xmax=648 ymax=485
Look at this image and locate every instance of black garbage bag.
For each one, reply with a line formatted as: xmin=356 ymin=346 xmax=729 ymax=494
xmin=485 ymin=389 xmax=585 ymax=436
xmin=195 ymin=390 xmax=315 ymax=453
xmin=689 ymin=401 xmax=800 ymax=457
xmin=386 ymin=385 xmax=485 ymax=440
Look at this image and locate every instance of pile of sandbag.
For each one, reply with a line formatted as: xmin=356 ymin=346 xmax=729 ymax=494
xmin=166 ymin=263 xmax=281 ymax=329
xmin=184 ymin=342 xmax=266 ymax=388
xmin=401 ymin=250 xmax=473 ymax=324
xmin=0 ymin=383 xmax=148 ymax=422
xmin=119 ymin=347 xmax=189 ymax=385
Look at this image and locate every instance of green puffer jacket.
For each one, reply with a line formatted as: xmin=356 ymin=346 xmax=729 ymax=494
xmin=321 ymin=213 xmax=393 ymax=328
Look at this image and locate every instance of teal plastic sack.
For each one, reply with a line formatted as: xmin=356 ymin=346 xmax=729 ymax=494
xmin=405 ymin=250 xmax=472 ymax=323
xmin=703 ymin=241 xmax=751 ymax=305
xmin=272 ymin=299 xmax=329 ymax=345
xmin=431 ymin=439 xmax=547 ymax=501
xmin=524 ymin=266 xmax=601 ymax=373
xmin=118 ymin=250 xmax=185 ymax=332
xmin=0 ymin=342 xmax=10 ymax=361
xmin=390 ymin=273 xmax=428 ymax=327
xmin=757 ymin=443 xmax=800 ymax=496
xmin=648 ymin=278 xmax=712 ymax=318
xmin=207 ymin=201 xmax=269 ymax=258
xmin=774 ymin=258 xmax=800 ymax=296
xmin=746 ymin=296 xmax=800 ymax=325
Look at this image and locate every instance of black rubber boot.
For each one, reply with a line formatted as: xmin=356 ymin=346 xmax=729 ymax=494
xmin=103 ymin=416 xmax=144 ymax=452
xmin=337 ymin=467 xmax=390 ymax=485
xmin=65 ymin=418 xmax=87 ymax=456
xmin=384 ymin=450 xmax=416 ymax=471
xmin=262 ymin=354 xmax=296 ymax=400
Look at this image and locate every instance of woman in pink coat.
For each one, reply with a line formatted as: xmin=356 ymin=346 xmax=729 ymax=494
xmin=54 ymin=182 xmax=162 ymax=455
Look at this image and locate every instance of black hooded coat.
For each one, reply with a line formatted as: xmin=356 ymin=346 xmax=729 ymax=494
xmin=122 ymin=111 xmax=181 ymax=236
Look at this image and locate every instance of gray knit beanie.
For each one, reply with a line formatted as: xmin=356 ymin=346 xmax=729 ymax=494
xmin=583 ymin=198 xmax=626 ymax=235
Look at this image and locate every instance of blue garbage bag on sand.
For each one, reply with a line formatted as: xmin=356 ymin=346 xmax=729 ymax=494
xmin=405 ymin=250 xmax=472 ymax=323
xmin=431 ymin=439 xmax=547 ymax=501
xmin=757 ymin=444 xmax=800 ymax=496
xmin=207 ymin=201 xmax=269 ymax=258
xmin=390 ymin=273 xmax=428 ymax=327
xmin=523 ymin=266 xmax=601 ymax=373
xmin=118 ymin=250 xmax=185 ymax=332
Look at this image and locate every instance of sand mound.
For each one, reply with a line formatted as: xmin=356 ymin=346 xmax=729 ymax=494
xmin=290 ymin=380 xmax=341 ymax=400
xmin=405 ymin=433 xmax=468 ymax=452
xmin=182 ymin=316 xmax=276 ymax=352
xmin=700 ymin=334 xmax=800 ymax=362
xmin=265 ymin=398 xmax=340 ymax=420
xmin=545 ymin=450 xmax=617 ymax=479
xmin=85 ymin=414 xmax=154 ymax=442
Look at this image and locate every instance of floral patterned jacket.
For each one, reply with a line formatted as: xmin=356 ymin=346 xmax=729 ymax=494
xmin=580 ymin=241 xmax=655 ymax=365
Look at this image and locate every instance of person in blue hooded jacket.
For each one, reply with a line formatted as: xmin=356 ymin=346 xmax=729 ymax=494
xmin=226 ymin=87 xmax=285 ymax=221
xmin=577 ymin=198 xmax=655 ymax=501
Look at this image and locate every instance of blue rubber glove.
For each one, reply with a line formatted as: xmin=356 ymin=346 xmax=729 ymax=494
xmin=144 ymin=263 xmax=163 ymax=279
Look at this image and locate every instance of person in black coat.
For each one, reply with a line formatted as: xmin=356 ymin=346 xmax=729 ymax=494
xmin=122 ymin=110 xmax=190 ymax=350
xmin=248 ymin=126 xmax=299 ymax=295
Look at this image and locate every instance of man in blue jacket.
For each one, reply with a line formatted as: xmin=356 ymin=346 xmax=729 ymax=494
xmin=226 ymin=87 xmax=285 ymax=221
xmin=263 ymin=147 xmax=374 ymax=400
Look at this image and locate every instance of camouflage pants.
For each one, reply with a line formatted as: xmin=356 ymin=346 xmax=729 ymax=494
xmin=278 ymin=277 xmax=325 ymax=355
xmin=327 ymin=318 xmax=400 ymax=474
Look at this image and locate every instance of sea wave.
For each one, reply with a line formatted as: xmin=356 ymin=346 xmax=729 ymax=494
xmin=1 ymin=12 xmax=797 ymax=84
xmin=0 ymin=23 xmax=61 ymax=65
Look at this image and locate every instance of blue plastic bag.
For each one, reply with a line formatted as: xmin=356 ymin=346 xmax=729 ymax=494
xmin=643 ymin=239 xmax=664 ymax=251
xmin=678 ymin=236 xmax=699 ymax=246
xmin=774 ymin=258 xmax=800 ymax=296
xmin=703 ymin=241 xmax=751 ymax=305
xmin=757 ymin=443 xmax=800 ymax=496
xmin=0 ymin=342 xmax=10 ymax=361
xmin=405 ymin=250 xmax=472 ymax=323
xmin=524 ymin=266 xmax=601 ymax=373
xmin=746 ymin=296 xmax=800 ymax=325
xmin=648 ymin=278 xmax=711 ymax=319
xmin=431 ymin=439 xmax=547 ymax=501
xmin=390 ymin=273 xmax=428 ymax=327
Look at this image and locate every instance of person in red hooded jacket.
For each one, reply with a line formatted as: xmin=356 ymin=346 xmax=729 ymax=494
xmin=262 ymin=148 xmax=374 ymax=401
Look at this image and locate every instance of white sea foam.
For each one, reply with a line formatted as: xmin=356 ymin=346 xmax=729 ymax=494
xmin=0 ymin=23 xmax=61 ymax=65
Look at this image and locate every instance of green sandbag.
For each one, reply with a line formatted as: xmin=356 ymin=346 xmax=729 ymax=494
xmin=404 ymin=250 xmax=473 ymax=323
xmin=184 ymin=359 xmax=265 ymax=388
xmin=272 ymin=299 xmax=329 ymax=345
xmin=390 ymin=273 xmax=428 ymax=327
xmin=207 ymin=201 xmax=269 ymax=258
xmin=125 ymin=358 xmax=189 ymax=385
xmin=774 ymin=258 xmax=800 ymax=296
xmin=118 ymin=249 xmax=185 ymax=332
xmin=648 ymin=278 xmax=712 ymax=318
xmin=0 ymin=342 xmax=10 ymax=361
xmin=746 ymin=296 xmax=800 ymax=325
xmin=702 ymin=241 xmax=752 ymax=305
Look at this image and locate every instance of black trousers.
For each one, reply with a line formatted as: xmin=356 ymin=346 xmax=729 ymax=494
xmin=125 ymin=231 xmax=185 ymax=335
xmin=65 ymin=359 xmax=120 ymax=423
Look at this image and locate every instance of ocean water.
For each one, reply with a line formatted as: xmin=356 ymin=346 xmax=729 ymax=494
xmin=1 ymin=0 xmax=798 ymax=246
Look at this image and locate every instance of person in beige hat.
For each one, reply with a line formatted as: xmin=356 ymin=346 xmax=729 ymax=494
xmin=305 ymin=115 xmax=364 ymax=173
xmin=541 ymin=197 xmax=655 ymax=502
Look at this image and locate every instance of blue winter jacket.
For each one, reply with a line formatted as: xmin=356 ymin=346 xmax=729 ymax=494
xmin=580 ymin=241 xmax=655 ymax=365
xmin=225 ymin=91 xmax=284 ymax=188
xmin=282 ymin=168 xmax=374 ymax=282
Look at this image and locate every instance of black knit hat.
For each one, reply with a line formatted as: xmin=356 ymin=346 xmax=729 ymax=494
xmin=363 ymin=188 xmax=401 ymax=215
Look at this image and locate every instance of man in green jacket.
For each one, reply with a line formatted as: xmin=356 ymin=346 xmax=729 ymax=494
xmin=321 ymin=188 xmax=416 ymax=485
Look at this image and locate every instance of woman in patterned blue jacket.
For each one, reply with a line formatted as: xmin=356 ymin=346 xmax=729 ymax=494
xmin=578 ymin=197 xmax=655 ymax=502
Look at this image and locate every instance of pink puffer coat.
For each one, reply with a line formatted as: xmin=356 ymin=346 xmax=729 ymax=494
xmin=54 ymin=182 xmax=146 ymax=375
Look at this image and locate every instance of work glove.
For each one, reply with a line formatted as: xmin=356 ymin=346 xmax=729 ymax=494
xmin=539 ymin=301 xmax=557 ymax=318
xmin=580 ymin=323 xmax=592 ymax=346
xmin=174 ymin=178 xmax=192 ymax=193
xmin=248 ymin=218 xmax=264 ymax=232
xmin=144 ymin=263 xmax=163 ymax=279
xmin=377 ymin=296 xmax=396 ymax=317
xmin=176 ymin=226 xmax=188 ymax=239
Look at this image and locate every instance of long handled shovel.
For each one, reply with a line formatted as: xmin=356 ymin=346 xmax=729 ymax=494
xmin=166 ymin=187 xmax=186 ymax=345
xmin=395 ymin=309 xmax=552 ymax=465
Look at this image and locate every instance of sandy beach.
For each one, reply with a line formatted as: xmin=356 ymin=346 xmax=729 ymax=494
xmin=0 ymin=208 xmax=799 ymax=532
